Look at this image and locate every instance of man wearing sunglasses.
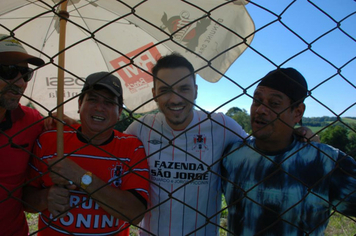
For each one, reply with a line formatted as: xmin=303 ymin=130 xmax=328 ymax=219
xmin=0 ymin=34 xmax=46 ymax=235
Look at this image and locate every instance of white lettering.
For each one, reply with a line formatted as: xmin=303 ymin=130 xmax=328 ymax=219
xmin=82 ymin=197 xmax=92 ymax=209
xmin=76 ymin=214 xmax=91 ymax=228
xmin=60 ymin=212 xmax=74 ymax=226
xmin=118 ymin=61 xmax=140 ymax=78
xmin=94 ymin=215 xmax=100 ymax=229
xmin=102 ymin=215 xmax=115 ymax=228
xmin=70 ymin=195 xmax=80 ymax=208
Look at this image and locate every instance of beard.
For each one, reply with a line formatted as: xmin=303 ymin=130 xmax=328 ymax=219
xmin=0 ymin=85 xmax=22 ymax=110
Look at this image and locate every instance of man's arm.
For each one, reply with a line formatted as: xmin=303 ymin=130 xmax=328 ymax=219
xmin=23 ymin=184 xmax=74 ymax=217
xmin=294 ymin=126 xmax=320 ymax=142
xmin=48 ymin=156 xmax=147 ymax=225
xmin=43 ymin=112 xmax=78 ymax=131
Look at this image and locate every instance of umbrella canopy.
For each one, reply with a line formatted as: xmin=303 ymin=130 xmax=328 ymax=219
xmin=0 ymin=0 xmax=255 ymax=119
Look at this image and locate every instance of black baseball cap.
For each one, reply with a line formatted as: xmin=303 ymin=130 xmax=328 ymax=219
xmin=82 ymin=72 xmax=122 ymax=99
xmin=258 ymin=67 xmax=308 ymax=103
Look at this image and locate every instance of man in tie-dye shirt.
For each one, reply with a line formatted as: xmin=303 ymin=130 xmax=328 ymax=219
xmin=222 ymin=68 xmax=356 ymax=236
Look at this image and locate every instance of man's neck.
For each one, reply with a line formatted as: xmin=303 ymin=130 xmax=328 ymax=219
xmin=255 ymin=135 xmax=294 ymax=153
xmin=79 ymin=128 xmax=114 ymax=146
xmin=0 ymin=107 xmax=6 ymax=122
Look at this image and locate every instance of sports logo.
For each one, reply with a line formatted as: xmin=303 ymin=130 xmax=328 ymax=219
xmin=108 ymin=163 xmax=123 ymax=187
xmin=148 ymin=140 xmax=162 ymax=145
xmin=160 ymin=10 xmax=211 ymax=51
xmin=192 ymin=134 xmax=208 ymax=151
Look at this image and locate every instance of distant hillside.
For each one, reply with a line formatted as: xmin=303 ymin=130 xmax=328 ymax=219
xmin=302 ymin=116 xmax=356 ymax=133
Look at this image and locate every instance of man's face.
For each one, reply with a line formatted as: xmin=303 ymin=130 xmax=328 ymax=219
xmin=78 ymin=88 xmax=120 ymax=138
xmin=250 ymin=86 xmax=304 ymax=147
xmin=152 ymin=67 xmax=197 ymax=130
xmin=0 ymin=62 xmax=28 ymax=111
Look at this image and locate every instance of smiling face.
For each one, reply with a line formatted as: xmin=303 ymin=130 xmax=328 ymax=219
xmin=250 ymin=86 xmax=305 ymax=152
xmin=79 ymin=88 xmax=121 ymax=141
xmin=152 ymin=67 xmax=197 ymax=130
xmin=0 ymin=62 xmax=28 ymax=114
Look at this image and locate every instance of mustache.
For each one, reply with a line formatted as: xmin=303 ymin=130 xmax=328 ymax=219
xmin=252 ymin=115 xmax=270 ymax=123
xmin=0 ymin=84 xmax=24 ymax=95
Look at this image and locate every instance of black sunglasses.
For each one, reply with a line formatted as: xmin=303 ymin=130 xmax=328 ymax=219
xmin=0 ymin=64 xmax=34 ymax=82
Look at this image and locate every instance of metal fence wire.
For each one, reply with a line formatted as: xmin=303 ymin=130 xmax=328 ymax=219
xmin=1 ymin=0 xmax=356 ymax=235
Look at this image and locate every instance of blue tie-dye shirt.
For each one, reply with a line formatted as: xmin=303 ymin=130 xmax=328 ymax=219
xmin=222 ymin=137 xmax=356 ymax=236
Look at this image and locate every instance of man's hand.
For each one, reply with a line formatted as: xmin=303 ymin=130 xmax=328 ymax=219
xmin=48 ymin=156 xmax=85 ymax=186
xmin=44 ymin=112 xmax=78 ymax=131
xmin=294 ymin=126 xmax=320 ymax=143
xmin=47 ymin=185 xmax=73 ymax=219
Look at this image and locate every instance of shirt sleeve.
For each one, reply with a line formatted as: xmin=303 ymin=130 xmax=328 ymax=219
xmin=27 ymin=137 xmax=46 ymax=189
xmin=124 ymin=119 xmax=141 ymax=136
xmin=330 ymin=149 xmax=356 ymax=216
xmin=219 ymin=113 xmax=248 ymax=143
xmin=119 ymin=137 xmax=149 ymax=202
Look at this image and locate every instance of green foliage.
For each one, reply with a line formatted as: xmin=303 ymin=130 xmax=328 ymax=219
xmin=225 ymin=107 xmax=242 ymax=118
xmin=26 ymin=213 xmax=38 ymax=235
xmin=225 ymin=107 xmax=251 ymax=134
xmin=324 ymin=212 xmax=356 ymax=235
xmin=319 ymin=122 xmax=356 ymax=158
xmin=321 ymin=125 xmax=349 ymax=152
xmin=114 ymin=109 xmax=143 ymax=132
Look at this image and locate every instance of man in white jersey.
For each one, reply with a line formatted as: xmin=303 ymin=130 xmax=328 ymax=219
xmin=126 ymin=54 xmax=316 ymax=236
xmin=125 ymin=53 xmax=248 ymax=235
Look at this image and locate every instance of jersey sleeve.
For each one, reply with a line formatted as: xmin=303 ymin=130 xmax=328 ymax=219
xmin=124 ymin=119 xmax=142 ymax=136
xmin=26 ymin=135 xmax=48 ymax=189
xmin=119 ymin=137 xmax=149 ymax=202
xmin=214 ymin=113 xmax=248 ymax=144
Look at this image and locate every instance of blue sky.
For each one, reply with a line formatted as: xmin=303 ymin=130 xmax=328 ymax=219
xmin=196 ymin=0 xmax=356 ymax=118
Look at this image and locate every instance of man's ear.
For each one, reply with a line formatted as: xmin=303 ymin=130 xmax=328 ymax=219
xmin=294 ymin=103 xmax=305 ymax=124
xmin=195 ymin=84 xmax=198 ymax=100
xmin=152 ymin=87 xmax=158 ymax=102
xmin=118 ymin=107 xmax=123 ymax=121
xmin=78 ymin=99 xmax=82 ymax=113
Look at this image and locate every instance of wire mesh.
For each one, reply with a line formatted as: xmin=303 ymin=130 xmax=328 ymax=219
xmin=0 ymin=0 xmax=355 ymax=235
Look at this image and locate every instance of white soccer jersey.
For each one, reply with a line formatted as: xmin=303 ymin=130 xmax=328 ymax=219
xmin=125 ymin=110 xmax=248 ymax=236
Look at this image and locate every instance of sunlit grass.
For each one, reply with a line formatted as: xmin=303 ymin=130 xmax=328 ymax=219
xmin=27 ymin=207 xmax=356 ymax=235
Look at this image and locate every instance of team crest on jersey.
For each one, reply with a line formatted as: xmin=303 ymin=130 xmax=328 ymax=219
xmin=192 ymin=134 xmax=208 ymax=152
xmin=108 ymin=164 xmax=123 ymax=187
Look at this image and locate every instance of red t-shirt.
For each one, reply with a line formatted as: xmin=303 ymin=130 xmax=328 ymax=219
xmin=0 ymin=105 xmax=43 ymax=236
xmin=28 ymin=124 xmax=149 ymax=236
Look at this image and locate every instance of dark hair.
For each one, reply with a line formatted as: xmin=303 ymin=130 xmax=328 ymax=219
xmin=151 ymin=53 xmax=195 ymax=86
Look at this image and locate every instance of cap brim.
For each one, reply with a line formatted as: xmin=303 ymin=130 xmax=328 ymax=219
xmin=0 ymin=51 xmax=45 ymax=66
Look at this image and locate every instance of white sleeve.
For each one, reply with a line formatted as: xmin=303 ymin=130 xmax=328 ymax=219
xmin=223 ymin=114 xmax=249 ymax=142
xmin=124 ymin=119 xmax=141 ymax=136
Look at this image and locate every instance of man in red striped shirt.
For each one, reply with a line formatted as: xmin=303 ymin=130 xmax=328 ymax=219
xmin=23 ymin=72 xmax=149 ymax=236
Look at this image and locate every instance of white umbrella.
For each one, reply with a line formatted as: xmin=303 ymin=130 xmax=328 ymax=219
xmin=0 ymin=0 xmax=255 ymax=119
xmin=1 ymin=0 xmax=255 ymax=156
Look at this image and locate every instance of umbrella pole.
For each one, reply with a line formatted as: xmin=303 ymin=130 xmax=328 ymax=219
xmin=57 ymin=1 xmax=69 ymax=160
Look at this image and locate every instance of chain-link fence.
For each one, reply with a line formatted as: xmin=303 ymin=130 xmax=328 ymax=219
xmin=1 ymin=0 xmax=355 ymax=235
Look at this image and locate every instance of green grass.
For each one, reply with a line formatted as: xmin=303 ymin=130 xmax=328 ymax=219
xmin=27 ymin=210 xmax=356 ymax=235
xmin=343 ymin=118 xmax=356 ymax=125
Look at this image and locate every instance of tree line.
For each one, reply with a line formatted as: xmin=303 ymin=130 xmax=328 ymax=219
xmin=225 ymin=107 xmax=356 ymax=158
xmin=115 ymin=107 xmax=356 ymax=158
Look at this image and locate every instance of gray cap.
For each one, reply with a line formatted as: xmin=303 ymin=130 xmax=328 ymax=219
xmin=82 ymin=72 xmax=122 ymax=99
